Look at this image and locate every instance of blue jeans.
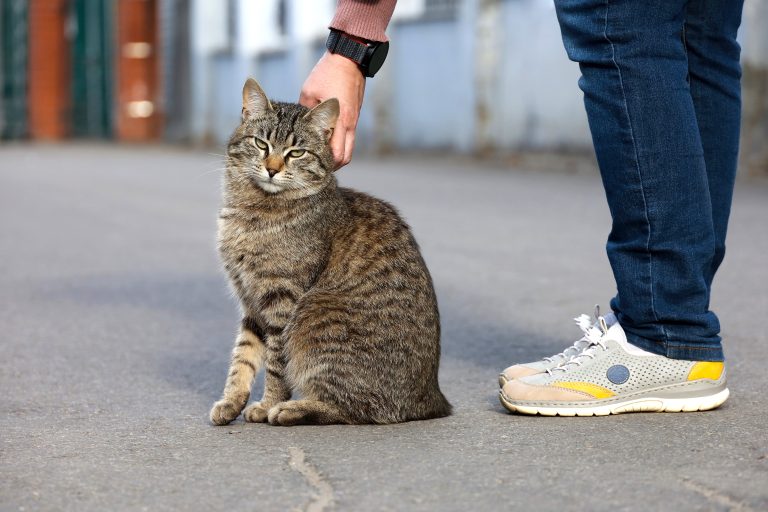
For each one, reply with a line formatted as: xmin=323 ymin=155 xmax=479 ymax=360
xmin=554 ymin=0 xmax=744 ymax=361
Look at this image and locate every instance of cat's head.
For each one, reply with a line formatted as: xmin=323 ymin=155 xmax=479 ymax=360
xmin=226 ymin=78 xmax=339 ymax=197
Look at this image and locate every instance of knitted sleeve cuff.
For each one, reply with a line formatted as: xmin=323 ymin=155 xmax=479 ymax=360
xmin=329 ymin=0 xmax=397 ymax=42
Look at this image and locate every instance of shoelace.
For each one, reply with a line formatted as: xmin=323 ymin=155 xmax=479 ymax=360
xmin=542 ymin=308 xmax=603 ymax=364
xmin=547 ymin=315 xmax=610 ymax=375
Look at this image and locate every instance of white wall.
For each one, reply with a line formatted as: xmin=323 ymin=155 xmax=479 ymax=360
xmin=188 ymin=0 xmax=685 ymax=152
xmin=492 ymin=0 xmax=590 ymax=149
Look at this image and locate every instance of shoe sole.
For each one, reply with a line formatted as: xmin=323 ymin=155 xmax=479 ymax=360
xmin=499 ymin=387 xmax=729 ymax=417
xmin=498 ymin=374 xmax=508 ymax=387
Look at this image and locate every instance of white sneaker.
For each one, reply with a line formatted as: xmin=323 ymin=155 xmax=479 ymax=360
xmin=500 ymin=322 xmax=729 ymax=416
xmin=498 ymin=307 xmax=617 ymax=386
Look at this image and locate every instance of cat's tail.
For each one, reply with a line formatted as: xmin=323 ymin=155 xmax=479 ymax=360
xmin=410 ymin=385 xmax=452 ymax=421
xmin=428 ymin=390 xmax=453 ymax=419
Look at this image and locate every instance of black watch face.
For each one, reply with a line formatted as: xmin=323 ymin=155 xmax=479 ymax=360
xmin=366 ymin=41 xmax=389 ymax=77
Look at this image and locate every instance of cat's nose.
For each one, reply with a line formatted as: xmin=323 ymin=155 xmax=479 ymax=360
xmin=264 ymin=155 xmax=284 ymax=178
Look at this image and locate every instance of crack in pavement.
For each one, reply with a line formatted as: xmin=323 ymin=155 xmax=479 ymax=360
xmin=681 ymin=478 xmax=755 ymax=512
xmin=288 ymin=446 xmax=335 ymax=512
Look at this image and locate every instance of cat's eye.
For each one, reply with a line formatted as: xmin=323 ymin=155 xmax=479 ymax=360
xmin=287 ymin=149 xmax=306 ymax=159
xmin=253 ymin=138 xmax=268 ymax=151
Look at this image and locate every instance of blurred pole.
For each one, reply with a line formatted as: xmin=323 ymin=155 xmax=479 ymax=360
xmin=159 ymin=0 xmax=190 ymax=142
xmin=116 ymin=0 xmax=161 ymax=141
xmin=474 ymin=0 xmax=500 ymax=155
xmin=741 ymin=1 xmax=768 ymax=177
xmin=189 ymin=0 xmax=231 ymax=145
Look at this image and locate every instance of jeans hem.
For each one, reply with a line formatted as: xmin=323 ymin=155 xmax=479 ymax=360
xmin=624 ymin=330 xmax=724 ymax=362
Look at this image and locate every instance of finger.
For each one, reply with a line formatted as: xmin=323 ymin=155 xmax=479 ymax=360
xmin=330 ymin=122 xmax=346 ymax=169
xmin=342 ymin=129 xmax=356 ymax=168
xmin=298 ymin=91 xmax=320 ymax=109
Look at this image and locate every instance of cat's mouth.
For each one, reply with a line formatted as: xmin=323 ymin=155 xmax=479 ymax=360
xmin=256 ymin=179 xmax=284 ymax=194
xmin=250 ymin=168 xmax=286 ymax=194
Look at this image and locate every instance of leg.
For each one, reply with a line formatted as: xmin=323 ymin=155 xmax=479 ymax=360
xmin=267 ymin=399 xmax=350 ymax=426
xmin=210 ymin=318 xmax=265 ymax=425
xmin=554 ymin=0 xmax=722 ymax=360
xmin=684 ymin=0 xmax=744 ymax=288
xmin=242 ymin=327 xmax=293 ymax=422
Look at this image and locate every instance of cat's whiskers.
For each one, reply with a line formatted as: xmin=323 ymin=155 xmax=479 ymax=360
xmin=197 ymin=167 xmax=227 ymax=178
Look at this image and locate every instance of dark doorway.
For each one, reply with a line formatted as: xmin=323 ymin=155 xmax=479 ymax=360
xmin=69 ymin=0 xmax=113 ymax=138
xmin=1 ymin=0 xmax=28 ymax=139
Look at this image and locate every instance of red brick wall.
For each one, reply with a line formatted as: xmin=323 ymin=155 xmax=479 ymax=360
xmin=116 ymin=0 xmax=161 ymax=141
xmin=28 ymin=0 xmax=70 ymax=140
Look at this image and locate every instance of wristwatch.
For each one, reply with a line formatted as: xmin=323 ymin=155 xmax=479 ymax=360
xmin=326 ymin=29 xmax=389 ymax=78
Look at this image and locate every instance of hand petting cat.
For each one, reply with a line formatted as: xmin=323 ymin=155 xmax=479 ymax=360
xmin=299 ymin=51 xmax=365 ymax=170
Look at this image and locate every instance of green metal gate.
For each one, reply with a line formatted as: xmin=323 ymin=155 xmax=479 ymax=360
xmin=70 ymin=0 xmax=113 ymax=138
xmin=0 ymin=0 xmax=28 ymax=140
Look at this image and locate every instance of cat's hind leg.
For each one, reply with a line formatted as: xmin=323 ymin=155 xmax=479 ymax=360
xmin=267 ymin=400 xmax=350 ymax=426
xmin=210 ymin=318 xmax=265 ymax=425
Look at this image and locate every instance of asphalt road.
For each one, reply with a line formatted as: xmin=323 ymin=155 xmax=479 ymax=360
xmin=1 ymin=144 xmax=766 ymax=512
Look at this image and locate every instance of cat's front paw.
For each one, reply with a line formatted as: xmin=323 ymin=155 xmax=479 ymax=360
xmin=243 ymin=402 xmax=269 ymax=423
xmin=209 ymin=399 xmax=243 ymax=426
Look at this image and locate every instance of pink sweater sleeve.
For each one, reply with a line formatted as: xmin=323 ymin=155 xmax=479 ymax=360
xmin=329 ymin=0 xmax=397 ymax=42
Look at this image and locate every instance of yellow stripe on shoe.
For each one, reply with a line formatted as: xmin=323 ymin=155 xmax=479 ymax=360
xmin=551 ymin=381 xmax=616 ymax=399
xmin=687 ymin=361 xmax=724 ymax=381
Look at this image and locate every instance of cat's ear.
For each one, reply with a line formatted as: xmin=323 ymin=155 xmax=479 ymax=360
xmin=242 ymin=78 xmax=273 ymax=120
xmin=303 ymin=98 xmax=339 ymax=140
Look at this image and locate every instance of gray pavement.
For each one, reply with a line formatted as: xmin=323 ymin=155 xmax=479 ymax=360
xmin=1 ymin=143 xmax=767 ymax=512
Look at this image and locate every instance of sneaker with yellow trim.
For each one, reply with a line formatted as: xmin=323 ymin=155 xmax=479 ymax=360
xmin=499 ymin=321 xmax=729 ymax=416
xmin=498 ymin=307 xmax=617 ymax=386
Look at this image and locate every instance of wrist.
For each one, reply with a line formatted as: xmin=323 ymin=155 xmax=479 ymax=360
xmin=325 ymin=29 xmax=389 ymax=78
xmin=323 ymin=51 xmax=363 ymax=75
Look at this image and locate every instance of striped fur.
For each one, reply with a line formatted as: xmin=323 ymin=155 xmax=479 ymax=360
xmin=210 ymin=79 xmax=451 ymax=426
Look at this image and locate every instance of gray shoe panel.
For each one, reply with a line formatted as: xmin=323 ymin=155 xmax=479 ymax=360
xmin=527 ymin=340 xmax=707 ymax=395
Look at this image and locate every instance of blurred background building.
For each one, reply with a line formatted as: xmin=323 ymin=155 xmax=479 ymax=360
xmin=1 ymin=0 xmax=766 ymax=174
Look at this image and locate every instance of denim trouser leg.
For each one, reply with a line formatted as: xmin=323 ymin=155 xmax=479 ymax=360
xmin=553 ymin=0 xmax=744 ymax=361
xmin=685 ymin=0 xmax=744 ymax=287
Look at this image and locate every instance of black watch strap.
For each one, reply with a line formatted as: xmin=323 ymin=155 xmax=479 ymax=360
xmin=326 ymin=29 xmax=388 ymax=78
xmin=326 ymin=30 xmax=368 ymax=65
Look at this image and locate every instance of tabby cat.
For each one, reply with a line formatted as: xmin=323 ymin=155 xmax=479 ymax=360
xmin=209 ymin=78 xmax=451 ymax=426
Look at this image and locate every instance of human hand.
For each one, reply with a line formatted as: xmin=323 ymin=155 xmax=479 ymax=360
xmin=299 ymin=51 xmax=365 ymax=169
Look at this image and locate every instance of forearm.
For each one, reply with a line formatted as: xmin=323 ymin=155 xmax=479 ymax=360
xmin=303 ymin=1 xmax=396 ymax=168
xmin=330 ymin=0 xmax=397 ymax=42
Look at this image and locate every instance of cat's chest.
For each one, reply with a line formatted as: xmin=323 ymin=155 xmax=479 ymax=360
xmin=217 ymin=214 xmax=328 ymax=290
